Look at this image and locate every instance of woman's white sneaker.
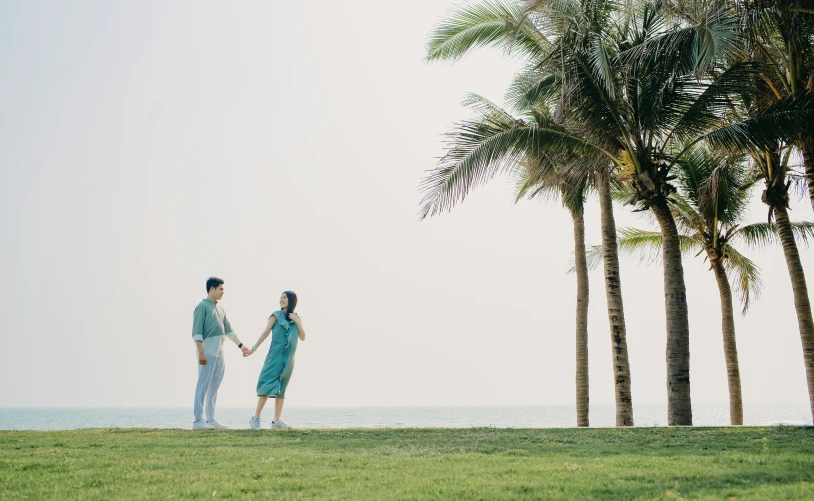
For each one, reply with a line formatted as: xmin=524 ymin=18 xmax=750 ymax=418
xmin=271 ymin=420 xmax=288 ymax=429
xmin=249 ymin=417 xmax=261 ymax=430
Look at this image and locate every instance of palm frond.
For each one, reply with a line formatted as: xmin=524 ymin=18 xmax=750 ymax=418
xmin=789 ymin=170 xmax=811 ymax=201
xmin=426 ymin=0 xmax=548 ymax=62
xmin=704 ymin=162 xmax=751 ymax=226
xmin=619 ymin=5 xmax=742 ymax=76
xmin=674 ymin=146 xmax=751 ymax=229
xmin=667 ymin=192 xmax=706 ymax=236
xmin=419 ymin=115 xmax=600 ymax=219
xmin=520 ymin=0 xmax=585 ymax=29
xmin=566 ymin=49 xmax=630 ymax=146
xmin=704 ymin=92 xmax=814 ymax=152
xmin=561 ymin=182 xmax=587 ymax=215
xmin=512 ymin=155 xmax=561 ymax=203
xmin=571 ymin=243 xmax=603 ymax=273
xmin=504 ymin=71 xmax=560 ymax=113
xmin=666 ymin=63 xmax=766 ymax=144
xmin=462 ymin=93 xmax=523 ymax=126
xmin=733 ymin=221 xmax=814 ymax=249
xmin=616 ymin=226 xmax=702 ymax=263
xmin=722 ymin=245 xmax=764 ymax=315
xmin=610 ymin=175 xmax=635 ymax=204
xmin=573 ymin=225 xmax=702 ymax=274
xmin=616 ymin=227 xmax=666 ymax=265
xmin=588 ymin=31 xmax=618 ymax=99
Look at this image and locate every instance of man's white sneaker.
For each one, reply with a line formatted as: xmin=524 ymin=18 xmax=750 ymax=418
xmin=271 ymin=420 xmax=288 ymax=429
xmin=249 ymin=417 xmax=261 ymax=430
xmin=193 ymin=420 xmax=215 ymax=430
xmin=207 ymin=420 xmax=230 ymax=430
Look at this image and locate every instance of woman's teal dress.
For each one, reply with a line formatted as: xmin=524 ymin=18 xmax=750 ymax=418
xmin=256 ymin=310 xmax=299 ymax=399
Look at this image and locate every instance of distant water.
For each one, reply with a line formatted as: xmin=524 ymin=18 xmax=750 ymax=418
xmin=0 ymin=403 xmax=810 ymax=430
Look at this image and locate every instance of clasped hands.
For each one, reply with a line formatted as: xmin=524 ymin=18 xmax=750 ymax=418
xmin=197 ymin=343 xmax=254 ymax=365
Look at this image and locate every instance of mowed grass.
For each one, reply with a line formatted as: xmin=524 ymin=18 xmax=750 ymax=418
xmin=1 ymin=427 xmax=813 ymax=500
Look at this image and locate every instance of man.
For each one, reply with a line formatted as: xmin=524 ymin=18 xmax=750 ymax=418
xmin=192 ymin=277 xmax=249 ymax=430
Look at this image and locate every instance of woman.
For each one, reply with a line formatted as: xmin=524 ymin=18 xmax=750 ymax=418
xmin=247 ymin=291 xmax=306 ymax=430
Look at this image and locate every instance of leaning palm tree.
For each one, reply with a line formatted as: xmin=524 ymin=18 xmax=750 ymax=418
xmin=742 ymin=139 xmax=814 ymax=421
xmin=592 ymin=146 xmax=814 ymax=424
xmin=425 ymin=0 xmax=635 ymax=427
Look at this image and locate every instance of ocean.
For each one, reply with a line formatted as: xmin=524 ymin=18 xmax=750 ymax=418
xmin=0 ymin=403 xmax=810 ymax=430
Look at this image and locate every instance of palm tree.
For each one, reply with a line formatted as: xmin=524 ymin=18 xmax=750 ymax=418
xmin=592 ymin=146 xmax=814 ymax=424
xmin=425 ymin=0 xmax=635 ymax=426
xmin=424 ymin=92 xmax=597 ymax=426
xmin=735 ymin=0 xmax=814 ymax=210
xmin=745 ymin=141 xmax=814 ymax=421
xmin=515 ymin=155 xmax=593 ymax=426
xmin=424 ymin=0 xmax=814 ymax=425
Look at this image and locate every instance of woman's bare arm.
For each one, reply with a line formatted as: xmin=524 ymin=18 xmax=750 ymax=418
xmin=247 ymin=316 xmax=277 ymax=355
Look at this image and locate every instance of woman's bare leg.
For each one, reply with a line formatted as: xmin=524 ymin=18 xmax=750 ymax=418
xmin=274 ymin=397 xmax=285 ymax=422
xmin=254 ymin=396 xmax=269 ymax=418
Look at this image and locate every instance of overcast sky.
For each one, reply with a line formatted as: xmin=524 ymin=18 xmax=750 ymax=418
xmin=1 ymin=0 xmax=813 ymax=416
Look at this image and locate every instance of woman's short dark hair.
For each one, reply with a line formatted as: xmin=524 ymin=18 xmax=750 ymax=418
xmin=206 ymin=277 xmax=224 ymax=293
xmin=283 ymin=291 xmax=298 ymax=321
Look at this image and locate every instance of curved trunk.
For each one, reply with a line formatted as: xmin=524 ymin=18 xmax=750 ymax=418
xmin=651 ymin=201 xmax=693 ymax=426
xmin=711 ymin=260 xmax=744 ymax=425
xmin=773 ymin=205 xmax=814 ymax=423
xmin=598 ymin=173 xmax=634 ymax=426
xmin=572 ymin=207 xmax=590 ymax=427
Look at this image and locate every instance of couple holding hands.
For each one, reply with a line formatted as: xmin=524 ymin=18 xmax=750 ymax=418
xmin=192 ymin=277 xmax=307 ymax=431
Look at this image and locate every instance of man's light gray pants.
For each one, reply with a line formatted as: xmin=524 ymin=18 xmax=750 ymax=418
xmin=194 ymin=356 xmax=225 ymax=422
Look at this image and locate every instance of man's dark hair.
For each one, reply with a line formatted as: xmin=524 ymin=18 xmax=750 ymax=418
xmin=206 ymin=277 xmax=224 ymax=293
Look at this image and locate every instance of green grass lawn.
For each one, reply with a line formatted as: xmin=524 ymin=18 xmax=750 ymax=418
xmin=1 ymin=427 xmax=813 ymax=500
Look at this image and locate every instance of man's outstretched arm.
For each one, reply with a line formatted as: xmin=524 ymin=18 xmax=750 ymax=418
xmin=223 ymin=314 xmax=250 ymax=355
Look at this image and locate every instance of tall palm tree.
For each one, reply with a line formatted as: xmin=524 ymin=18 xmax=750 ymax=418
xmin=425 ymin=0 xmax=635 ymax=426
xmin=427 ymin=92 xmax=598 ymax=426
xmin=593 ymin=146 xmax=814 ymax=424
xmin=515 ymin=155 xmax=593 ymax=426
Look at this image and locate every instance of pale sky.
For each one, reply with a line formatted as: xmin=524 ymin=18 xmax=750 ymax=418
xmin=1 ymin=0 xmax=813 ymax=414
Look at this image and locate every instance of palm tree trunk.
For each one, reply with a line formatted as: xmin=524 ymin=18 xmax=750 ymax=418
xmin=572 ymin=207 xmax=590 ymax=427
xmin=651 ymin=200 xmax=693 ymax=426
xmin=598 ymin=173 xmax=634 ymax=426
xmin=773 ymin=205 xmax=814 ymax=423
xmin=711 ymin=260 xmax=744 ymax=425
